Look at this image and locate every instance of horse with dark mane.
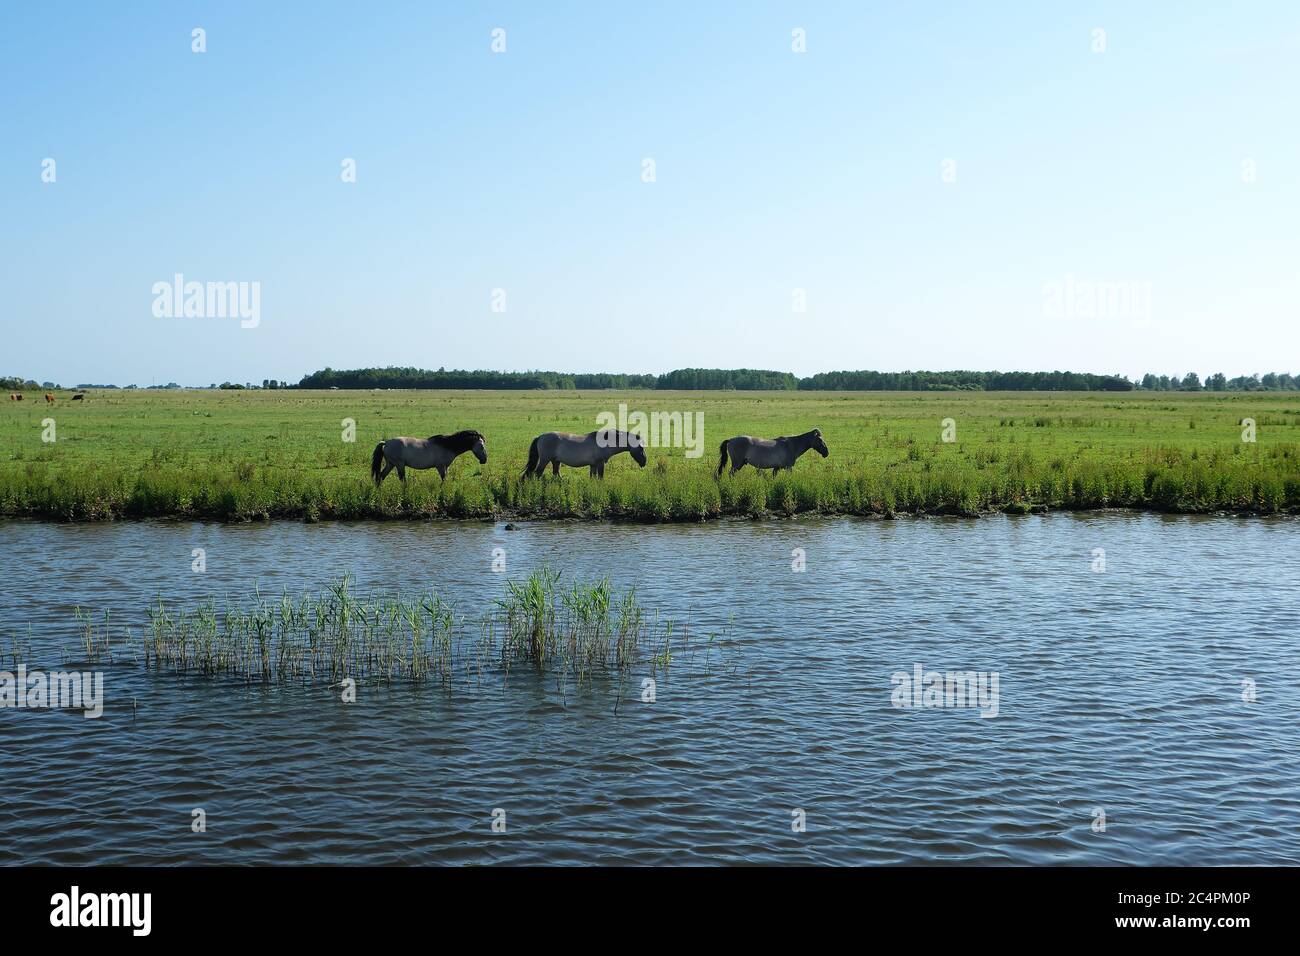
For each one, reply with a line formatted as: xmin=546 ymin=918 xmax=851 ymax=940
xmin=371 ymin=430 xmax=487 ymax=485
xmin=521 ymin=429 xmax=647 ymax=479
xmin=717 ymin=429 xmax=828 ymax=476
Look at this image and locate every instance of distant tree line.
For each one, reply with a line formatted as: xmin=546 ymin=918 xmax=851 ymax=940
xmin=1 ymin=376 xmax=47 ymax=390
xmin=800 ymin=369 xmax=1300 ymax=391
xmin=297 ymin=367 xmax=660 ymax=390
xmin=656 ymin=368 xmax=798 ymax=390
xmin=1139 ymin=372 xmax=1300 ymax=391
xmin=293 ymin=366 xmax=1144 ymax=391
xmin=299 ymin=367 xmax=796 ymax=390
xmin=798 ymin=370 xmax=1138 ymax=391
xmin=9 ymin=367 xmax=1299 ymax=392
xmin=294 ymin=366 xmax=1300 ymax=392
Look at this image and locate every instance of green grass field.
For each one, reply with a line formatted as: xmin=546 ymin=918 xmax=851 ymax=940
xmin=3 ymin=388 xmax=1299 ymax=521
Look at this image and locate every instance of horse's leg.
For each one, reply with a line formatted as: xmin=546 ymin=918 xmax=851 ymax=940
xmin=589 ymin=464 xmax=598 ymax=477
xmin=598 ymin=462 xmax=606 ymax=478
xmin=730 ymin=458 xmax=745 ymax=475
xmin=551 ymin=460 xmax=560 ymax=477
xmin=437 ymin=465 xmax=447 ymax=481
xmin=377 ymin=463 xmax=394 ymax=484
xmin=397 ymin=463 xmax=406 ymax=483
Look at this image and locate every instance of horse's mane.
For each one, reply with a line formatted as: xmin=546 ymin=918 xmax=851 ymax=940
xmin=430 ymin=429 xmax=484 ymax=452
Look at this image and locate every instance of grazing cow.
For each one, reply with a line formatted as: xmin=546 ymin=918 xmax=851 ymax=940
xmin=72 ymin=393 xmax=85 ymax=401
xmin=45 ymin=394 xmax=54 ymax=404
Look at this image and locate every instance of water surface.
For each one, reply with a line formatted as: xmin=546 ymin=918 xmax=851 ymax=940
xmin=1 ymin=513 xmax=1297 ymax=864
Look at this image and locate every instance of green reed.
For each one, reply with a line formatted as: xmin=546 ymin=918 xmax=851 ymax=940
xmin=70 ymin=607 xmax=117 ymax=664
xmin=139 ymin=569 xmax=682 ymax=687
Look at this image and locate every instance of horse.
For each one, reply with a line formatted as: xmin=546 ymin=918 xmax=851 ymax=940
xmin=522 ymin=429 xmax=647 ymax=478
xmin=371 ymin=430 xmax=487 ymax=485
xmin=72 ymin=393 xmax=84 ymax=401
xmin=44 ymin=394 xmax=54 ymax=404
xmin=717 ymin=428 xmax=829 ymax=476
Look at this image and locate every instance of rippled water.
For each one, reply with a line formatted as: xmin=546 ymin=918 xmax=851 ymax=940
xmin=1 ymin=513 xmax=1297 ymax=865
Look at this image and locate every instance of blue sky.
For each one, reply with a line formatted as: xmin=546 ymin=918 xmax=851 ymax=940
xmin=4 ymin=1 xmax=1298 ymax=385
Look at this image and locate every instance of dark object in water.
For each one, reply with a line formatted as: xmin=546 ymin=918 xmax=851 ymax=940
xmin=504 ymin=523 xmax=518 ymax=531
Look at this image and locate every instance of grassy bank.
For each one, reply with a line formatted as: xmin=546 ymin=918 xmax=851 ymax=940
xmin=3 ymin=389 xmax=1299 ymax=521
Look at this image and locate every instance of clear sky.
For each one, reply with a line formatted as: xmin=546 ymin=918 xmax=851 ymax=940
xmin=4 ymin=1 xmax=1298 ymax=385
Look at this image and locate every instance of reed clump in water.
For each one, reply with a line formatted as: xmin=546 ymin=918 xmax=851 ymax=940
xmin=71 ymin=607 xmax=117 ymax=664
xmin=494 ymin=568 xmax=648 ymax=680
xmin=141 ymin=570 xmax=677 ymax=687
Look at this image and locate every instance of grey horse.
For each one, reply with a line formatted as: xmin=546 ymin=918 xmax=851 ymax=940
xmin=522 ymin=429 xmax=647 ymax=479
xmin=371 ymin=430 xmax=487 ymax=485
xmin=717 ymin=428 xmax=828 ymax=476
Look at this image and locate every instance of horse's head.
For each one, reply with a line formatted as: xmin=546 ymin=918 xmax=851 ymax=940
xmin=434 ymin=430 xmax=488 ymax=464
xmin=811 ymin=428 xmax=829 ymax=457
xmin=629 ymin=432 xmax=648 ymax=467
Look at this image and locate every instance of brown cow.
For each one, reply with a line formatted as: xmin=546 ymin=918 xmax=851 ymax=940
xmin=45 ymin=393 xmax=54 ymax=404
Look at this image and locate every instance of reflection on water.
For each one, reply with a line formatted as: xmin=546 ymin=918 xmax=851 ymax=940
xmin=1 ymin=513 xmax=1297 ymax=865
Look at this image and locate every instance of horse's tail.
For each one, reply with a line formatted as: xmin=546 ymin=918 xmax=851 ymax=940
xmin=522 ymin=436 xmax=539 ymax=479
xmin=370 ymin=442 xmax=386 ymax=485
xmin=716 ymin=439 xmax=729 ymax=478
